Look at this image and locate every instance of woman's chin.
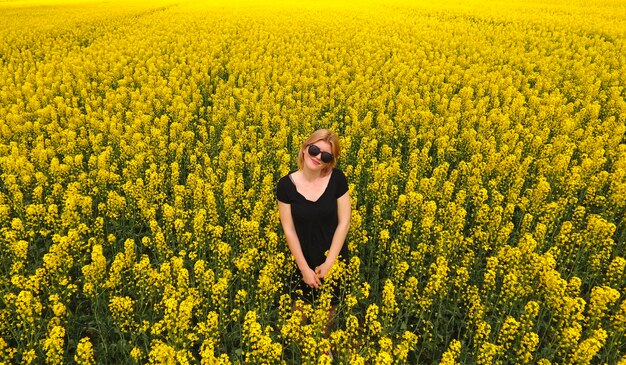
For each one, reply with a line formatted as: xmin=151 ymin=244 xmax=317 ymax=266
xmin=305 ymin=159 xmax=322 ymax=170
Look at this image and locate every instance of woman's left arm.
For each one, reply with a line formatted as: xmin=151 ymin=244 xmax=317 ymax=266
xmin=316 ymin=191 xmax=351 ymax=278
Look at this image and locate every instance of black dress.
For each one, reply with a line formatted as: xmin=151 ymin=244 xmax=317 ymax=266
xmin=276 ymin=168 xmax=349 ymax=304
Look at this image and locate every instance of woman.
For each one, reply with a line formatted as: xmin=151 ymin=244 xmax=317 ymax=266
xmin=276 ymin=128 xmax=351 ymax=307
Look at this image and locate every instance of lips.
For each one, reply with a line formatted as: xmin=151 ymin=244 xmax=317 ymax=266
xmin=308 ymin=155 xmax=321 ymax=166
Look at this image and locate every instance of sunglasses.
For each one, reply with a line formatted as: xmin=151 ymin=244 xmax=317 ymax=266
xmin=307 ymin=144 xmax=334 ymax=163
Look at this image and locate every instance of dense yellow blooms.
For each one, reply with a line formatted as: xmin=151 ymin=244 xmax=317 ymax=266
xmin=588 ymin=285 xmax=621 ymax=328
xmin=440 ymin=340 xmax=462 ymax=365
xmin=109 ymin=295 xmax=135 ymax=332
xmin=570 ymin=329 xmax=608 ymax=365
xmin=0 ymin=0 xmax=625 ymax=363
xmin=81 ymin=244 xmax=107 ymax=297
xmin=147 ymin=340 xmax=177 ymax=364
xmin=242 ymin=310 xmax=283 ymax=364
xmin=42 ymin=326 xmax=65 ymax=365
xmin=74 ymin=337 xmax=96 ymax=365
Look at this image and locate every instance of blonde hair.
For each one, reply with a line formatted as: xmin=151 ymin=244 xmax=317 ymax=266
xmin=297 ymin=129 xmax=340 ymax=175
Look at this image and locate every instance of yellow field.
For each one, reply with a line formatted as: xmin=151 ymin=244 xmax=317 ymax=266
xmin=0 ymin=0 xmax=625 ymax=363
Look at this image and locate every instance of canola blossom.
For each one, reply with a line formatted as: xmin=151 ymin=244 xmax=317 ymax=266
xmin=0 ymin=0 xmax=625 ymax=363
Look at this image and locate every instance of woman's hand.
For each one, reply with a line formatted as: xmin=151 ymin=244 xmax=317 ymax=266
xmin=315 ymin=260 xmax=334 ymax=279
xmin=302 ymin=267 xmax=322 ymax=288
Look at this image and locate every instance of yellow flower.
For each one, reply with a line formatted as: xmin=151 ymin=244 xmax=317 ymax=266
xmin=605 ymin=256 xmax=625 ymax=288
xmin=130 ymin=347 xmax=144 ymax=363
xmin=345 ymin=293 xmax=358 ymax=310
xmin=74 ymin=337 xmax=95 ymax=365
xmin=374 ymin=351 xmax=393 ymax=365
xmin=516 ymin=332 xmax=539 ymax=364
xmin=42 ymin=325 xmax=65 ymax=365
xmin=241 ymin=310 xmax=282 ymax=364
xmin=21 ymin=349 xmax=37 ymax=365
xmin=381 ymin=279 xmax=398 ymax=318
xmin=439 ymin=340 xmax=462 ymax=365
xmin=82 ymin=244 xmax=107 ymax=297
xmin=570 ymin=329 xmax=608 ymax=364
xmin=0 ymin=338 xmax=15 ymax=363
xmin=16 ymin=291 xmax=39 ymax=318
xmin=365 ymin=304 xmax=382 ymax=337
xmin=257 ymin=253 xmax=285 ymax=304
xmin=109 ymin=296 xmax=135 ymax=332
xmin=588 ymin=285 xmax=620 ymax=328
xmin=482 ymin=257 xmax=498 ymax=294
xmin=49 ymin=294 xmax=66 ymax=319
xmin=148 ymin=340 xmax=177 ymax=364
xmin=477 ymin=342 xmax=501 ymax=365
xmin=393 ymin=331 xmax=419 ymax=363
xmin=496 ymin=316 xmax=520 ymax=351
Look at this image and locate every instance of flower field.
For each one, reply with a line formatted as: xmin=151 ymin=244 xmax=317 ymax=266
xmin=1 ymin=0 xmax=625 ymax=363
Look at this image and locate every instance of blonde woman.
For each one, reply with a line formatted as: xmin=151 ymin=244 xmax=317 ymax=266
xmin=276 ymin=129 xmax=351 ymax=309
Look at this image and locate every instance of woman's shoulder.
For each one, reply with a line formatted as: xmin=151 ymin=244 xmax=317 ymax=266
xmin=276 ymin=171 xmax=297 ymax=202
xmin=331 ymin=168 xmax=348 ymax=194
xmin=277 ymin=171 xmax=297 ymax=187
xmin=331 ymin=167 xmax=346 ymax=180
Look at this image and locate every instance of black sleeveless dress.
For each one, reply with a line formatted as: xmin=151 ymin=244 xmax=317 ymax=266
xmin=276 ymin=168 xmax=349 ymax=304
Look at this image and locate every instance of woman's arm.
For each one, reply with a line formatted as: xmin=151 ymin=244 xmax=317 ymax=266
xmin=278 ymin=201 xmax=321 ymax=288
xmin=316 ymin=191 xmax=351 ymax=278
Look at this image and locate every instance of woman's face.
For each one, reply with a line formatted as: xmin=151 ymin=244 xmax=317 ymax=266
xmin=304 ymin=139 xmax=333 ymax=171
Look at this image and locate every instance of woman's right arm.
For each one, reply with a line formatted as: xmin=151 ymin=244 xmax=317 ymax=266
xmin=278 ymin=201 xmax=321 ymax=288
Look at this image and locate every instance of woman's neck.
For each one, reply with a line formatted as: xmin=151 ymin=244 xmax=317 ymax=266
xmin=301 ymin=167 xmax=324 ymax=182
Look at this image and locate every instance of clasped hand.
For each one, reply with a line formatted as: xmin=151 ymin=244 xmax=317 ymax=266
xmin=302 ymin=261 xmax=333 ymax=289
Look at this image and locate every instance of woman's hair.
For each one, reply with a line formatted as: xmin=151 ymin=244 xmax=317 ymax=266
xmin=297 ymin=129 xmax=340 ymax=174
